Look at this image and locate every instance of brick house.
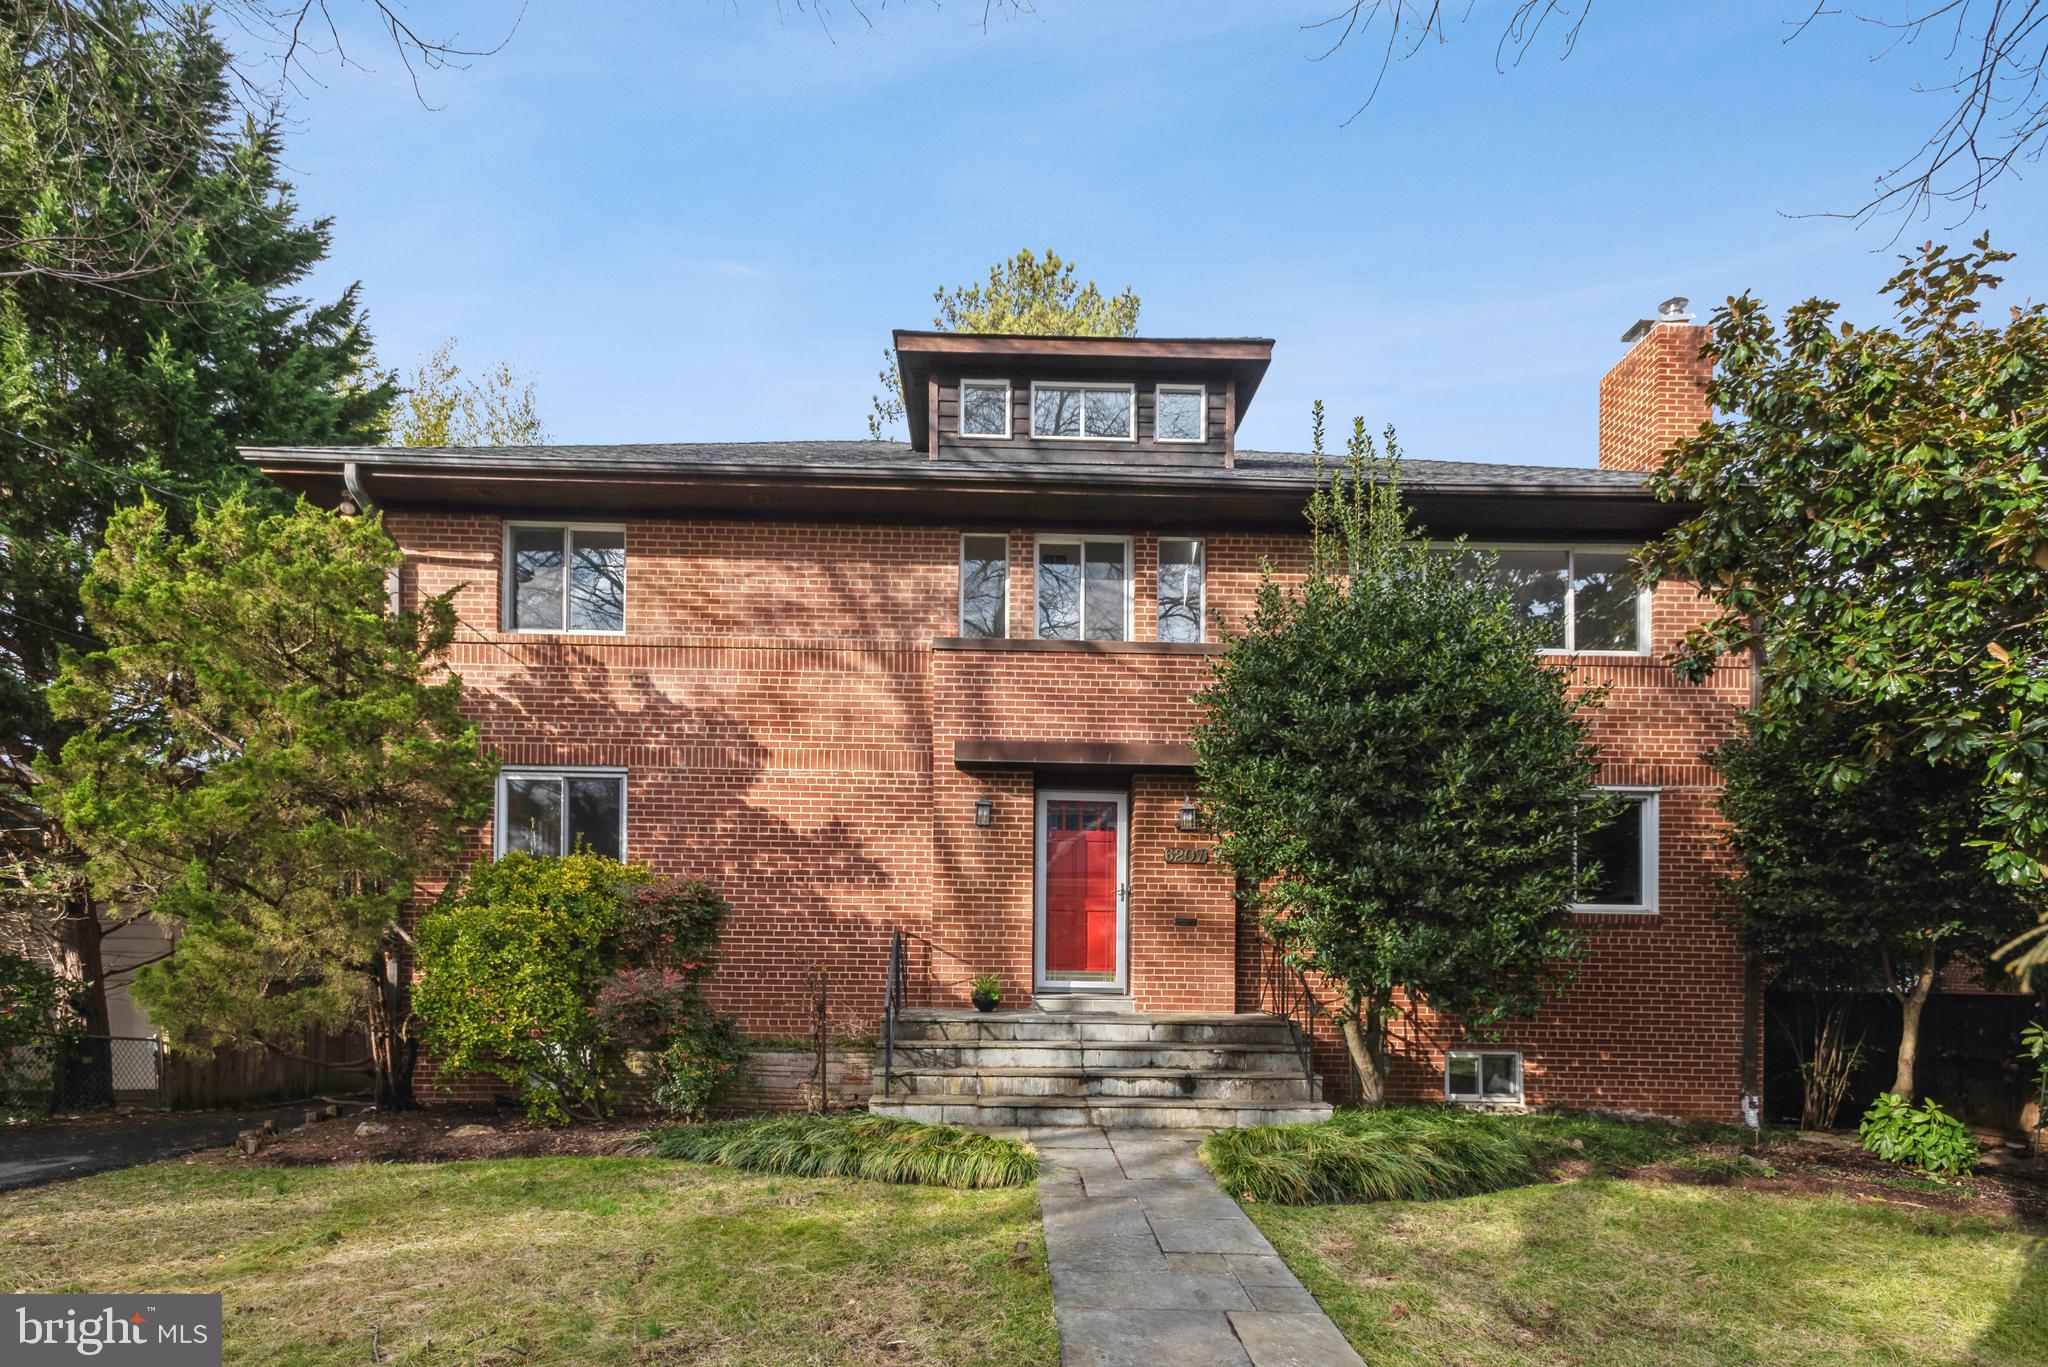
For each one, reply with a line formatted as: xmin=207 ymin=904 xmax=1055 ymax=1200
xmin=244 ymin=302 xmax=1754 ymax=1123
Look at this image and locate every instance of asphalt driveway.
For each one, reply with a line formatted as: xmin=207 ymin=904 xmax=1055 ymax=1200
xmin=0 ymin=1105 xmax=315 ymax=1191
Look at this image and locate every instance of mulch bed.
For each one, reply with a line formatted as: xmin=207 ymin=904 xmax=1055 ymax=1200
xmin=199 ymin=1108 xmax=655 ymax=1168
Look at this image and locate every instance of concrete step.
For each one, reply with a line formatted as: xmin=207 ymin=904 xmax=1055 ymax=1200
xmin=868 ymin=1093 xmax=1335 ymax=1130
xmin=887 ymin=1040 xmax=1308 ymax=1073
xmin=887 ymin=1065 xmax=1323 ymax=1104
xmin=893 ymin=1011 xmax=1298 ymax=1048
xmin=1031 ymin=993 xmax=1136 ymax=1014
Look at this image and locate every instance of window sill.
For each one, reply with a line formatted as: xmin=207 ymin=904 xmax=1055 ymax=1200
xmin=1538 ymin=649 xmax=1653 ymax=659
xmin=1571 ymin=905 xmax=1658 ymax=918
xmin=933 ymin=636 xmax=1224 ymax=656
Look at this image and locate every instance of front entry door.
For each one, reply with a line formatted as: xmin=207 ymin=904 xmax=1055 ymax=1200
xmin=1036 ymin=790 xmax=1128 ymax=992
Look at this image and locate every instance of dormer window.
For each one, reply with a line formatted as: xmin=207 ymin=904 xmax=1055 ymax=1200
xmin=960 ymin=380 xmax=1010 ymax=437
xmin=1031 ymin=382 xmax=1134 ymax=441
xmin=1155 ymin=386 xmax=1206 ymax=442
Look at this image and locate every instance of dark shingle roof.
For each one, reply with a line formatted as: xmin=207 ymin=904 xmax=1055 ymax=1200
xmin=248 ymin=440 xmax=1645 ymax=490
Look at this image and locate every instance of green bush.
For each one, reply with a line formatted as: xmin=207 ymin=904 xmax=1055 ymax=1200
xmin=414 ymin=852 xmax=742 ymax=1125
xmin=650 ymin=1113 xmax=1041 ymax=1189
xmin=1200 ymin=1107 xmax=1539 ymax=1205
xmin=1 ymin=951 xmax=76 ymax=1112
xmin=1858 ymin=1092 xmax=1978 ymax=1177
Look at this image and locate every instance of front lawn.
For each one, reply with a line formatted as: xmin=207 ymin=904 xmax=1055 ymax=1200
xmin=1248 ymin=1175 xmax=2046 ymax=1366
xmin=2 ymin=1157 xmax=1057 ymax=1366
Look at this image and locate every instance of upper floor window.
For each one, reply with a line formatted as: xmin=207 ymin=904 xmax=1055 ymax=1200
xmin=960 ymin=380 xmax=1010 ymax=437
xmin=506 ymin=523 xmax=626 ymax=633
xmin=1037 ymin=537 xmax=1130 ymax=641
xmin=1573 ymin=788 xmax=1658 ymax=913
xmin=1031 ymin=383 xmax=1134 ymax=441
xmin=498 ymin=768 xmax=625 ymax=860
xmin=959 ymin=534 xmax=1009 ymax=638
xmin=1440 ymin=546 xmax=1645 ymax=653
xmin=1155 ymin=386 xmax=1206 ymax=442
xmin=1157 ymin=538 xmax=1205 ymax=643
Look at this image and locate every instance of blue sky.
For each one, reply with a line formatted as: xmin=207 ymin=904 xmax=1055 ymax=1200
xmin=270 ymin=1 xmax=2048 ymax=465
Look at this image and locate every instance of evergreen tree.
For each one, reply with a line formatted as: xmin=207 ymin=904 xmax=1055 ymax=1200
xmin=1193 ymin=409 xmax=1605 ymax=1102
xmin=0 ymin=0 xmax=395 ymax=1033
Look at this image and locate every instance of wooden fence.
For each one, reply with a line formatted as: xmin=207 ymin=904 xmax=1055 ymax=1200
xmin=163 ymin=1031 xmax=370 ymax=1109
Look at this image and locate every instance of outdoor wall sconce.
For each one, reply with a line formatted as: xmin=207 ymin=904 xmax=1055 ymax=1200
xmin=1177 ymin=801 xmax=1200 ymax=832
xmin=974 ymin=797 xmax=994 ymax=828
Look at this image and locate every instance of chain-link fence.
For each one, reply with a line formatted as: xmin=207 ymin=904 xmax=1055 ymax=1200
xmin=0 ymin=1035 xmax=166 ymax=1113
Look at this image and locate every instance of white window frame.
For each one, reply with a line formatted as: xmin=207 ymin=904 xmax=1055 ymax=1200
xmin=494 ymin=767 xmax=629 ymax=860
xmin=1154 ymin=384 xmax=1207 ymax=443
xmin=1431 ymin=541 xmax=1651 ymax=657
xmin=957 ymin=378 xmax=1011 ymax=440
xmin=1445 ymin=1049 xmax=1523 ymax=1105
xmin=957 ymin=532 xmax=1012 ymax=639
xmin=1571 ymin=786 xmax=1660 ymax=914
xmin=1034 ymin=535 xmax=1134 ymax=642
xmin=502 ymin=521 xmax=629 ymax=635
xmin=1156 ymin=536 xmax=1206 ymax=644
xmin=1029 ymin=381 xmax=1138 ymax=443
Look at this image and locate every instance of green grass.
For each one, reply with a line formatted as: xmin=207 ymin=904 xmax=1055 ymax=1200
xmin=1247 ymin=1176 xmax=2046 ymax=1367
xmin=1201 ymin=1107 xmax=1540 ymax=1205
xmin=1 ymin=1157 xmax=1057 ymax=1365
xmin=650 ymin=1113 xmax=1041 ymax=1189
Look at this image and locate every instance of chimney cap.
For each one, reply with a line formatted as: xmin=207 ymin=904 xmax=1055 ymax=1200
xmin=1619 ymin=296 xmax=1696 ymax=344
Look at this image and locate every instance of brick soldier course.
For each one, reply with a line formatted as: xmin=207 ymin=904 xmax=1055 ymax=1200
xmin=245 ymin=307 xmax=1750 ymax=1119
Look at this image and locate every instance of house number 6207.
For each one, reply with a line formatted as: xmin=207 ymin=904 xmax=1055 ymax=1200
xmin=1163 ymin=847 xmax=1210 ymax=865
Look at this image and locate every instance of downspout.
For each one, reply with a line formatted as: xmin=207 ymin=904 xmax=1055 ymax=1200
xmin=1739 ymin=619 xmax=1765 ymax=1133
xmin=343 ymin=461 xmax=402 ymax=614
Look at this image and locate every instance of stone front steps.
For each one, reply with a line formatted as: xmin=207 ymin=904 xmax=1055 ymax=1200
xmin=869 ymin=1008 xmax=1334 ymax=1129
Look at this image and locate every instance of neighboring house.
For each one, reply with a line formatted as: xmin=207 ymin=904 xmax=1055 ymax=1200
xmin=243 ymin=305 xmax=1752 ymax=1121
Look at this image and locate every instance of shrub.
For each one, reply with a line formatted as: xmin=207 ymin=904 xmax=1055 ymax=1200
xmin=651 ymin=1113 xmax=1040 ymax=1189
xmin=650 ymin=1016 xmax=748 ymax=1123
xmin=1859 ymin=1092 xmax=1978 ymax=1177
xmin=1 ymin=952 xmax=75 ymax=1112
xmin=1200 ymin=1107 xmax=1539 ymax=1205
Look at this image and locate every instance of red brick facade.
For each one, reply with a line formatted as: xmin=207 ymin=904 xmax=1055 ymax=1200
xmin=1598 ymin=320 xmax=1713 ymax=473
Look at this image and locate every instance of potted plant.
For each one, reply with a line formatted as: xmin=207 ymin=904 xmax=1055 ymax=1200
xmin=970 ymin=972 xmax=1001 ymax=1013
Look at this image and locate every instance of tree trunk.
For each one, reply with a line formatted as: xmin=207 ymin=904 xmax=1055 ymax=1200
xmin=1340 ymin=987 xmax=1388 ymax=1107
xmin=47 ymin=894 xmax=111 ymax=1035
xmin=1891 ymin=942 xmax=1940 ymax=1102
xmin=366 ymin=941 xmax=420 ymax=1110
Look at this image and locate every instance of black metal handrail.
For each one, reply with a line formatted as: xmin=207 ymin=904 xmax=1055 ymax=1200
xmin=880 ymin=929 xmax=907 ymax=1096
xmin=1250 ymin=935 xmax=1329 ymax=1095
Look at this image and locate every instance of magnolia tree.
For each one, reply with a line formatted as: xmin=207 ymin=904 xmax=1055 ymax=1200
xmin=1643 ymin=237 xmax=2048 ymax=980
xmin=43 ymin=497 xmax=493 ymax=1107
xmin=1193 ymin=411 xmax=1607 ymax=1103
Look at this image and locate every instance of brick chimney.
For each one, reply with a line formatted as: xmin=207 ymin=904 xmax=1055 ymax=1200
xmin=1598 ymin=297 xmax=1712 ymax=472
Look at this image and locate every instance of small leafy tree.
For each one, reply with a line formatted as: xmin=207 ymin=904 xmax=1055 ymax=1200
xmin=414 ymin=853 xmax=742 ymax=1124
xmin=42 ymin=497 xmax=493 ymax=1107
xmin=1717 ymin=710 xmax=2039 ymax=1102
xmin=390 ymin=337 xmax=547 ymax=447
xmin=0 ymin=950 xmax=76 ymax=1111
xmin=1642 ymin=237 xmax=2048 ymax=979
xmin=1193 ymin=410 xmax=1605 ymax=1103
xmin=868 ymin=248 xmax=1140 ymax=437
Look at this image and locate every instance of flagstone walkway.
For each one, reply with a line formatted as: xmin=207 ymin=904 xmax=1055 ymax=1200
xmin=1024 ymin=1126 xmax=1364 ymax=1367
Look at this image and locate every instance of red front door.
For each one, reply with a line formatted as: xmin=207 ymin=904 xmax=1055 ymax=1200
xmin=1043 ymin=796 xmax=1120 ymax=983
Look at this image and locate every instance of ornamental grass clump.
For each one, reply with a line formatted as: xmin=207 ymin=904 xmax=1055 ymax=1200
xmin=1201 ymin=1107 xmax=1539 ymax=1205
xmin=651 ymin=1114 xmax=1041 ymax=1189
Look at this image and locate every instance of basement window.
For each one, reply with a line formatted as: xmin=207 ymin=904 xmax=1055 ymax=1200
xmin=1031 ymin=382 xmax=1134 ymax=441
xmin=497 ymin=769 xmax=625 ymax=861
xmin=1446 ymin=1050 xmax=1522 ymax=1104
xmin=505 ymin=523 xmax=626 ymax=632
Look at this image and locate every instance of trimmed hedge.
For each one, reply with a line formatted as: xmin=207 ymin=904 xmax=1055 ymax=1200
xmin=650 ymin=1114 xmax=1041 ymax=1189
xmin=1201 ymin=1107 xmax=1540 ymax=1205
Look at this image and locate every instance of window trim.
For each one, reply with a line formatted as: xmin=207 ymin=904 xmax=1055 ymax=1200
xmin=957 ymin=531 xmax=1012 ymax=639
xmin=1028 ymin=381 xmax=1138 ymax=443
xmin=1153 ymin=384 xmax=1207 ymax=443
xmin=502 ymin=521 xmax=629 ymax=636
xmin=494 ymin=766 xmax=629 ymax=860
xmin=1445 ymin=1049 xmax=1523 ymax=1105
xmin=1155 ymin=536 xmax=1206 ymax=644
xmin=1033 ymin=534 xmax=1134 ymax=642
xmin=1430 ymin=541 xmax=1651 ymax=657
xmin=1571 ymin=786 xmax=1660 ymax=914
xmin=957 ymin=377 xmax=1011 ymax=440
